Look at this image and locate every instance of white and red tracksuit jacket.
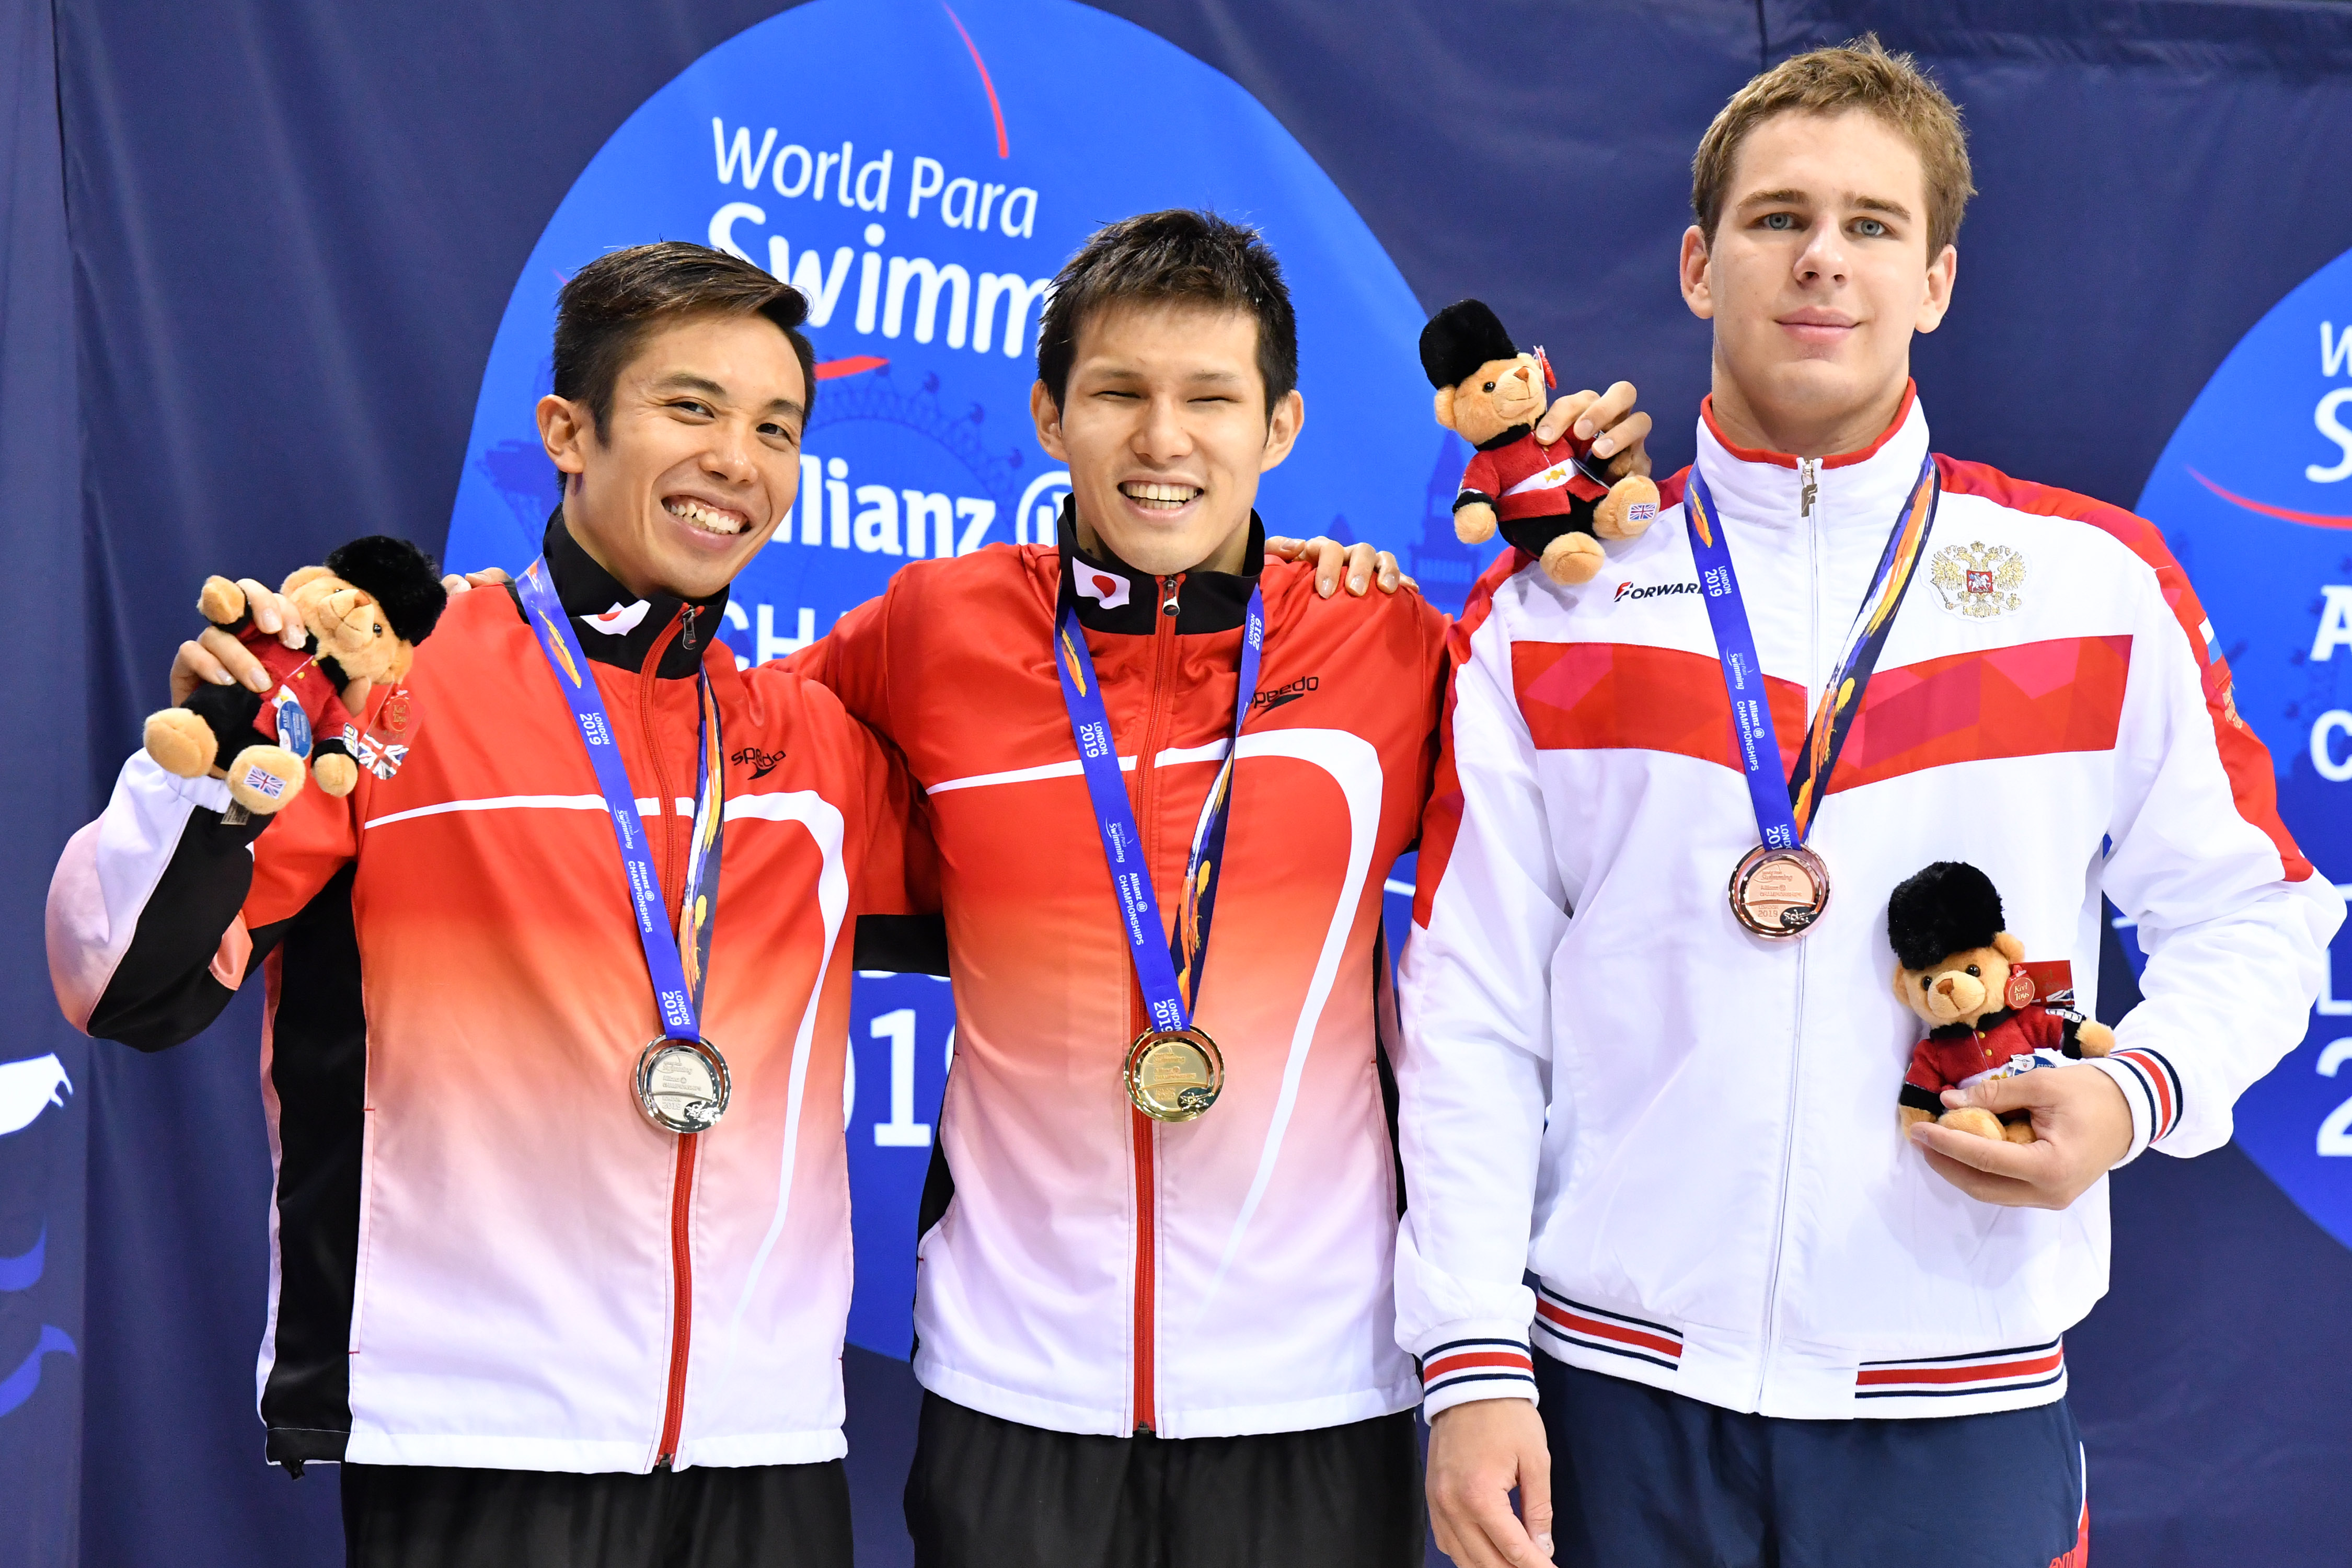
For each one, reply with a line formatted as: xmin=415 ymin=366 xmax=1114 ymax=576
xmin=1396 ymin=387 xmax=2344 ymax=1422
xmin=791 ymin=516 xmax=1446 ymax=1438
xmin=47 ymin=518 xmax=918 ymax=1472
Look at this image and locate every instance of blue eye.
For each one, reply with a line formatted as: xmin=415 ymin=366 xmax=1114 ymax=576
xmin=1854 ymin=218 xmax=1888 ymax=238
xmin=1762 ymin=212 xmax=1797 ymax=231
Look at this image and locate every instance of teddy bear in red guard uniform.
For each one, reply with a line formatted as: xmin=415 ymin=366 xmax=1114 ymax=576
xmin=1419 ymin=297 xmax=1661 ymax=585
xmin=1888 ymin=860 xmax=2115 ymax=1144
xmin=143 ymin=535 xmax=445 ymax=817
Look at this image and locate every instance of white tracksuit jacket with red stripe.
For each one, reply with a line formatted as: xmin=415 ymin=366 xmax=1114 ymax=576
xmin=1395 ymin=387 xmax=2344 ymax=1422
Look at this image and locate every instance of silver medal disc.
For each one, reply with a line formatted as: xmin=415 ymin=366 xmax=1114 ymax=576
xmin=635 ymin=1037 xmax=731 ymax=1134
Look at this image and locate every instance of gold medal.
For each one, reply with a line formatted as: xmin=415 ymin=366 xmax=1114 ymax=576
xmin=1124 ymin=1027 xmax=1224 ymax=1122
xmin=1728 ymin=845 xmax=1830 ymax=939
xmin=635 ymin=1036 xmax=731 ymax=1134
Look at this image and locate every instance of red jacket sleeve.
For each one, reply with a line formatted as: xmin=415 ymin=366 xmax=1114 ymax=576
xmin=784 ymin=586 xmax=893 ymax=738
xmin=1457 ymin=449 xmax=1501 ymax=506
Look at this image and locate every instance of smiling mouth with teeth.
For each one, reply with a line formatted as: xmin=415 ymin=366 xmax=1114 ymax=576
xmin=664 ymin=496 xmax=751 ymax=537
xmin=1119 ymin=481 xmax=1203 ymax=512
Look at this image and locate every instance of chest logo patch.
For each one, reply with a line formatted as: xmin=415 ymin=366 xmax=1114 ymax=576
xmin=1928 ymin=541 xmax=2026 ymax=619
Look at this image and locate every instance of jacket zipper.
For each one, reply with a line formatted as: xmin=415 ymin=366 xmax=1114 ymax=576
xmin=1127 ymin=572 xmax=1184 ymax=1435
xmin=1755 ymin=458 xmax=1820 ymax=1410
xmin=640 ymin=607 xmax=698 ymax=1470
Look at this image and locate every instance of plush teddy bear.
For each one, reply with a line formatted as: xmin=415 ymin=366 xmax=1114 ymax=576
xmin=144 ymin=536 xmax=446 ymax=816
xmin=1417 ymin=298 xmax=1661 ymax=586
xmin=1887 ymin=860 xmax=2114 ymax=1144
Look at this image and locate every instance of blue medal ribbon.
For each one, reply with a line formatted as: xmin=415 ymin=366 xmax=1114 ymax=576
xmin=1684 ymin=453 xmax=1940 ymax=848
xmin=516 ymin=558 xmax=725 ymax=1043
xmin=1053 ymin=573 xmax=1264 ymax=1034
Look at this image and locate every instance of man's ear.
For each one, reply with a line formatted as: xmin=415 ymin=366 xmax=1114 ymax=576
xmin=1432 ymin=386 xmax=1457 ymax=429
xmin=1914 ymin=242 xmax=1958 ymax=335
xmin=1258 ymin=388 xmax=1305 ymax=475
xmin=1992 ymin=932 xmax=2025 ymax=963
xmin=537 ymin=394 xmax=593 ymax=486
xmin=1029 ymin=380 xmax=1069 ymax=462
xmin=1679 ymin=225 xmax=1715 ymax=321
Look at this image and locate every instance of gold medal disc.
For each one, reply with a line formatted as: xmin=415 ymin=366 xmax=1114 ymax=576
xmin=1124 ymin=1028 xmax=1224 ymax=1122
xmin=635 ymin=1037 xmax=731 ymax=1134
xmin=1728 ymin=845 xmax=1830 ymax=939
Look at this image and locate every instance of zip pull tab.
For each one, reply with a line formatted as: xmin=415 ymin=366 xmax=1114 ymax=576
xmin=1160 ymin=576 xmax=1181 ymax=618
xmin=678 ymin=604 xmax=700 ymax=652
xmin=1799 ymin=457 xmax=1819 ymax=520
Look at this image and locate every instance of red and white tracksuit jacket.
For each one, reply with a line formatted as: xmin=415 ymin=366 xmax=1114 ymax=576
xmin=47 ymin=519 xmax=916 ymax=1472
xmin=1397 ymin=387 xmax=2344 ymax=1421
xmin=791 ymin=517 xmax=1446 ymax=1438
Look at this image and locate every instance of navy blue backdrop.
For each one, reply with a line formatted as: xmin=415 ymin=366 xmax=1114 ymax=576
xmin=8 ymin=2 xmax=2352 ymax=1564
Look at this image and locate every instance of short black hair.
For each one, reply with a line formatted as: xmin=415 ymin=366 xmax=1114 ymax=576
xmin=553 ymin=240 xmax=817 ymax=440
xmin=1035 ymin=210 xmax=1298 ymax=418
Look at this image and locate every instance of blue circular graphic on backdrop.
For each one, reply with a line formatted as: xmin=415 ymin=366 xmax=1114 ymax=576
xmin=2136 ymin=247 xmax=2352 ymax=1251
xmin=443 ymin=0 xmax=1484 ymax=1354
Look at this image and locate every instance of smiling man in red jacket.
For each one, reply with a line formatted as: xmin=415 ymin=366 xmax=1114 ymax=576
xmin=52 ymin=242 xmax=920 ymax=1568
xmin=787 ymin=210 xmax=1649 ymax=1568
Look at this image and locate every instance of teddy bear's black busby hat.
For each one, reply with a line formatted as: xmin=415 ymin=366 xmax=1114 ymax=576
xmin=1419 ymin=298 xmax=1519 ymax=390
xmin=325 ymin=535 xmax=449 ymax=647
xmin=1887 ymin=861 xmax=2007 ymax=972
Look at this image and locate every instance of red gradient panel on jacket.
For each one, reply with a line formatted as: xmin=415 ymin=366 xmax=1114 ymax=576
xmin=232 ymin=586 xmax=902 ymax=1461
xmin=1828 ymin=636 xmax=2131 ymax=793
xmin=1511 ymin=641 xmax=1807 ymax=774
xmin=794 ymin=542 xmax=1445 ymax=1435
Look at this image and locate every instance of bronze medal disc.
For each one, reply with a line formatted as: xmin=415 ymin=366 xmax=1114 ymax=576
xmin=1728 ymin=845 xmax=1830 ymax=939
xmin=1124 ymin=1028 xmax=1225 ymax=1123
xmin=636 ymin=1037 xmax=731 ymax=1134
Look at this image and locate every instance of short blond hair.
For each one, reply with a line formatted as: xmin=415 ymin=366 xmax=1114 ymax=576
xmin=1692 ymin=35 xmax=1975 ymax=259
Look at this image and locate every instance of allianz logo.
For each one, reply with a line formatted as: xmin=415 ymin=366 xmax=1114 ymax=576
xmin=1613 ymin=579 xmax=1701 ymax=603
xmin=708 ymin=122 xmax=1050 ymax=363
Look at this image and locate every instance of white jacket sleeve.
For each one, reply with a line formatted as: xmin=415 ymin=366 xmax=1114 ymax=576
xmin=1393 ymin=596 xmax=1564 ymax=1416
xmin=2091 ymin=560 xmax=2345 ymax=1162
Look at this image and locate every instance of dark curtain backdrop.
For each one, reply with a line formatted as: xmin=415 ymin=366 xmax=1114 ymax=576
xmin=9 ymin=2 xmax=2352 ymax=1564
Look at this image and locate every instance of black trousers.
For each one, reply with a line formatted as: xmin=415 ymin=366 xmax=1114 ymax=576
xmin=1536 ymin=1353 xmax=2087 ymax=1567
xmin=903 ymin=1392 xmax=1424 ymax=1568
xmin=339 ymin=1459 xmax=854 ymax=1568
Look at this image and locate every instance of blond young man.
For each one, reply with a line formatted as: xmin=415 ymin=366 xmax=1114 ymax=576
xmin=1399 ymin=40 xmax=2342 ymax=1568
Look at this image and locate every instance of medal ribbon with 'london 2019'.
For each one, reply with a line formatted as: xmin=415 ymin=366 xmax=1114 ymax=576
xmin=1683 ymin=452 xmax=1940 ymax=847
xmin=516 ymin=558 xmax=727 ymax=1050
xmin=1052 ymin=573 xmax=1264 ymax=1035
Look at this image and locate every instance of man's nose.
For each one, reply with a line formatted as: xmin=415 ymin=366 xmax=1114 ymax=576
xmin=1795 ymin=226 xmax=1849 ymax=285
xmin=1134 ymin=394 xmax=1192 ymax=460
xmin=701 ymin=427 xmax=756 ymax=482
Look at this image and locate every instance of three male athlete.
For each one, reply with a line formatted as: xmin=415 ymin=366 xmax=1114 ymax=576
xmin=1402 ymin=39 xmax=2345 ymax=1568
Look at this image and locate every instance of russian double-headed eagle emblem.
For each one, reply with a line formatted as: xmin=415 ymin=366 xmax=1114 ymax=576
xmin=1929 ymin=541 xmax=2026 ymax=618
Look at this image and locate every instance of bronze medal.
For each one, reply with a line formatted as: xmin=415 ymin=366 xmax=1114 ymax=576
xmin=1728 ymin=845 xmax=1830 ymax=939
xmin=1123 ymin=1027 xmax=1224 ymax=1123
xmin=635 ymin=1036 xmax=731 ymax=1134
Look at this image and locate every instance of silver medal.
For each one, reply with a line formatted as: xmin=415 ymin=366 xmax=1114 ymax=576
xmin=635 ymin=1037 xmax=731 ymax=1134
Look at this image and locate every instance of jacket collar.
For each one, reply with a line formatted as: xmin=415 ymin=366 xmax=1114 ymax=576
xmin=517 ymin=509 xmax=730 ymax=678
xmin=1691 ymin=379 xmax=1930 ymax=540
xmin=1055 ymin=499 xmax=1265 ymax=636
